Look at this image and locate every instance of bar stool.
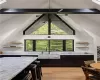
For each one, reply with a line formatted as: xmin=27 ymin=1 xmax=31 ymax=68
xmin=33 ymin=61 xmax=42 ymax=80
xmin=28 ymin=64 xmax=38 ymax=80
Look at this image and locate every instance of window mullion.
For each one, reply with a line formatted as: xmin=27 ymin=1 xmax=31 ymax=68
xmin=33 ymin=40 xmax=36 ymax=51
xmin=48 ymin=14 xmax=51 ymax=35
xmin=63 ymin=40 xmax=66 ymax=51
xmin=24 ymin=40 xmax=26 ymax=51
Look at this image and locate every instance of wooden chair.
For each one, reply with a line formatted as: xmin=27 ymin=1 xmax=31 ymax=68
xmin=84 ymin=60 xmax=95 ymax=67
xmin=81 ymin=66 xmax=100 ymax=80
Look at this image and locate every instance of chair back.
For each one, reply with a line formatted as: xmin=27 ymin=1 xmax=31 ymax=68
xmin=84 ymin=60 xmax=95 ymax=67
xmin=81 ymin=66 xmax=89 ymax=80
xmin=82 ymin=66 xmax=100 ymax=80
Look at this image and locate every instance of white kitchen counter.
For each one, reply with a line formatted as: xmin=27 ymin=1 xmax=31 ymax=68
xmin=0 ymin=57 xmax=37 ymax=80
xmin=0 ymin=52 xmax=94 ymax=56
xmin=0 ymin=53 xmax=40 ymax=56
xmin=0 ymin=52 xmax=94 ymax=59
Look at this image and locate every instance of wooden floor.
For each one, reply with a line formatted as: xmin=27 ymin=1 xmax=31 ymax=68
xmin=41 ymin=67 xmax=85 ymax=80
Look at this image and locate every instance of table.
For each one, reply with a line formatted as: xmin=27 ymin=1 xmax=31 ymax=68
xmin=90 ymin=63 xmax=100 ymax=69
xmin=0 ymin=57 xmax=37 ymax=80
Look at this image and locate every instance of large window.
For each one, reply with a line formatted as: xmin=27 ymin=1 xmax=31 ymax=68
xmin=25 ymin=40 xmax=74 ymax=52
xmin=23 ymin=14 xmax=75 ymax=35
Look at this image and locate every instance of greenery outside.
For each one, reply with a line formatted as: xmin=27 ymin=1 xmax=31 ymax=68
xmin=36 ymin=40 xmax=49 ymax=51
xmin=25 ymin=40 xmax=74 ymax=52
xmin=26 ymin=40 xmax=33 ymax=51
xmin=26 ymin=23 xmax=73 ymax=52
xmin=66 ymin=40 xmax=74 ymax=51
xmin=32 ymin=23 xmax=67 ymax=35
xmin=50 ymin=40 xmax=63 ymax=51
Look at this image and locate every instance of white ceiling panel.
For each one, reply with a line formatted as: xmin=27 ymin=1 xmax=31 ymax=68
xmin=1 ymin=0 xmax=94 ymax=9
xmin=50 ymin=0 xmax=94 ymax=8
xmin=1 ymin=0 xmax=49 ymax=8
xmin=0 ymin=14 xmax=16 ymax=23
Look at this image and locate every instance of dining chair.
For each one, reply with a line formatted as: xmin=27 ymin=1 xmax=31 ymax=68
xmin=81 ymin=66 xmax=100 ymax=80
xmin=84 ymin=60 xmax=95 ymax=67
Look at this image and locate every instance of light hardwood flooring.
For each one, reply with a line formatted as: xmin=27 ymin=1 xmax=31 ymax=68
xmin=41 ymin=67 xmax=85 ymax=80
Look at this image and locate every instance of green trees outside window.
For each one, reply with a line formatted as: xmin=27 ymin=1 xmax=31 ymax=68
xmin=25 ymin=40 xmax=74 ymax=52
xmin=36 ymin=40 xmax=49 ymax=51
xmin=32 ymin=23 xmax=48 ymax=35
xmin=26 ymin=40 xmax=33 ymax=51
xmin=66 ymin=40 xmax=74 ymax=51
xmin=25 ymin=23 xmax=74 ymax=52
xmin=32 ymin=23 xmax=67 ymax=35
xmin=50 ymin=40 xmax=63 ymax=51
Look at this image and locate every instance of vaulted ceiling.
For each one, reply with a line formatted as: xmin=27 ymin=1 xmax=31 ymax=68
xmin=0 ymin=0 xmax=94 ymax=8
xmin=0 ymin=0 xmax=100 ymax=47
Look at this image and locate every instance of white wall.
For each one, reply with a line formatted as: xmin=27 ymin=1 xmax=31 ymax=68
xmin=66 ymin=14 xmax=100 ymax=61
xmin=0 ymin=14 xmax=94 ymax=54
xmin=0 ymin=14 xmax=38 ymax=48
xmin=68 ymin=14 xmax=100 ymax=45
xmin=51 ymin=0 xmax=94 ymax=8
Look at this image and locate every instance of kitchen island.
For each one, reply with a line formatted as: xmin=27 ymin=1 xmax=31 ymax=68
xmin=0 ymin=57 xmax=37 ymax=80
xmin=0 ymin=52 xmax=94 ymax=67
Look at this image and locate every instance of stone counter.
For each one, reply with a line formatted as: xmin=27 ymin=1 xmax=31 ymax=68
xmin=0 ymin=57 xmax=37 ymax=80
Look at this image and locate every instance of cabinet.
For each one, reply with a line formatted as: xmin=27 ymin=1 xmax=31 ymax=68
xmin=38 ymin=55 xmax=94 ymax=67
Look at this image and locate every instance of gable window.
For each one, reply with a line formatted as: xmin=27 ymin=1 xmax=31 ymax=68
xmin=32 ymin=23 xmax=67 ymax=35
xmin=24 ymin=39 xmax=74 ymax=52
xmin=32 ymin=23 xmax=48 ymax=35
xmin=23 ymin=14 xmax=75 ymax=35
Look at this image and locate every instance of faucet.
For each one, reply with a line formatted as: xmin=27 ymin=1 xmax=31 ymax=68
xmin=42 ymin=51 xmax=43 ymax=54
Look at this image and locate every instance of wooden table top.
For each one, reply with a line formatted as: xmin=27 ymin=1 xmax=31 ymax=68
xmin=90 ymin=63 xmax=100 ymax=69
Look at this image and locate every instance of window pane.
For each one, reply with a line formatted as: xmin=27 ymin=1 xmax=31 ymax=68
xmin=36 ymin=40 xmax=49 ymax=51
xmin=50 ymin=40 xmax=63 ymax=51
xmin=51 ymin=23 xmax=67 ymax=35
xmin=66 ymin=40 xmax=74 ymax=51
xmin=32 ymin=23 xmax=48 ymax=35
xmin=26 ymin=40 xmax=33 ymax=51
